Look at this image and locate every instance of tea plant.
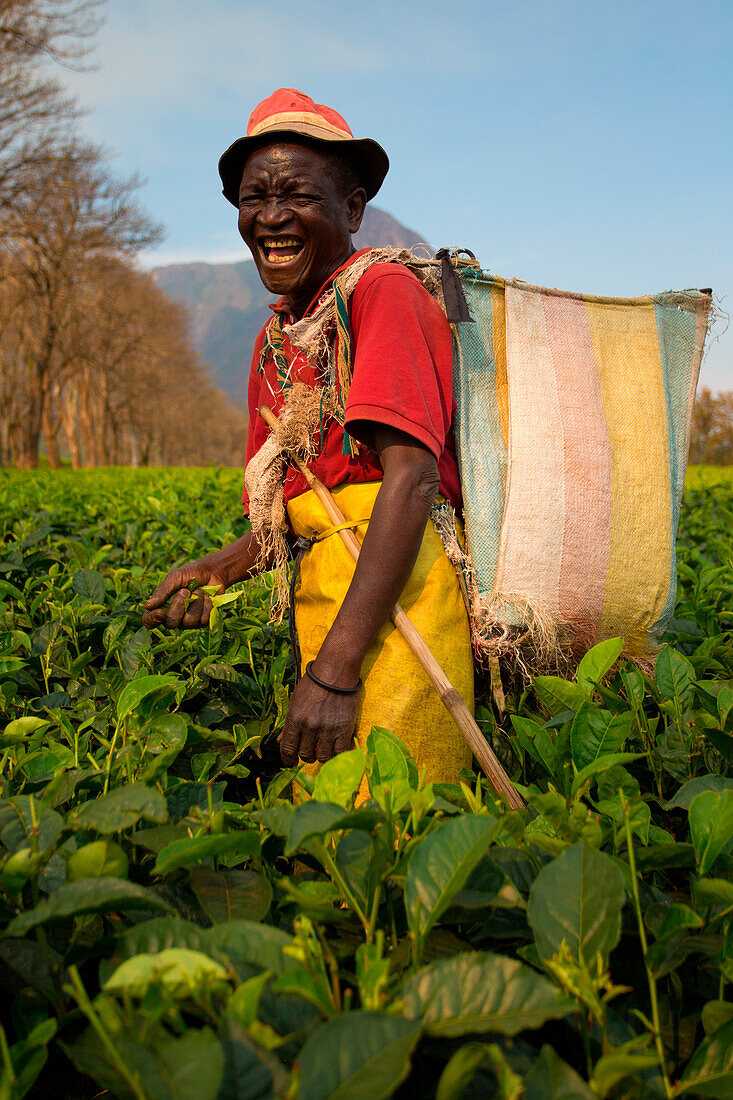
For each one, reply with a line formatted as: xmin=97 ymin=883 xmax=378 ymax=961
xmin=0 ymin=467 xmax=731 ymax=1099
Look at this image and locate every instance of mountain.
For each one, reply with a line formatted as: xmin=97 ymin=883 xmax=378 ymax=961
xmin=353 ymin=206 xmax=428 ymax=251
xmin=151 ymin=206 xmax=428 ymax=404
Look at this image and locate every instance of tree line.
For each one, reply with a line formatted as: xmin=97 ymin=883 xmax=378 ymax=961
xmin=0 ymin=0 xmax=247 ymax=469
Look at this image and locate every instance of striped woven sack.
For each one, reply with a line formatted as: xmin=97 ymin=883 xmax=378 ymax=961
xmin=449 ymin=260 xmax=713 ymax=668
xmin=273 ymin=246 xmax=712 ymax=670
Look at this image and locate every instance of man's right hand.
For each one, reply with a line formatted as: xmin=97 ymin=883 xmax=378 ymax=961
xmin=142 ymin=530 xmax=269 ymax=631
xmin=142 ymin=557 xmax=227 ymax=630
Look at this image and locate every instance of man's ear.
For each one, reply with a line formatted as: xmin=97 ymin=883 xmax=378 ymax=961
xmin=347 ymin=187 xmax=367 ymax=234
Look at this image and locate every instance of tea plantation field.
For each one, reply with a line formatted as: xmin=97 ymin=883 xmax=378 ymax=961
xmin=0 ymin=465 xmax=732 ymax=1100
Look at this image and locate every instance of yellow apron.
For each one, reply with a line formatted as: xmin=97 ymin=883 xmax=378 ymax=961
xmin=286 ymin=481 xmax=474 ymax=785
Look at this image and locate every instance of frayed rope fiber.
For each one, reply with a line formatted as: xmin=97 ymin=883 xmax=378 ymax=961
xmin=245 ymin=383 xmax=339 ymax=620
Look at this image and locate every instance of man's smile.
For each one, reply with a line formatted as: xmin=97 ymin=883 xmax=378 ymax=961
xmin=260 ymin=237 xmax=304 ymax=265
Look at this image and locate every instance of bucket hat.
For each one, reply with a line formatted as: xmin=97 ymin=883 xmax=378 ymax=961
xmin=218 ymin=88 xmax=389 ymax=207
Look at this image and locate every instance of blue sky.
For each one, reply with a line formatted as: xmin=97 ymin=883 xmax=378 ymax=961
xmin=61 ymin=0 xmax=731 ymax=390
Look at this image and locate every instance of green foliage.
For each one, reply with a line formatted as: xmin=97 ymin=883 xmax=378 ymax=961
xmin=297 ymin=1013 xmax=421 ymax=1100
xmin=528 ymin=843 xmax=625 ymax=967
xmin=0 ymin=468 xmax=731 ymax=1097
xmin=399 ymin=952 xmax=574 ymax=1036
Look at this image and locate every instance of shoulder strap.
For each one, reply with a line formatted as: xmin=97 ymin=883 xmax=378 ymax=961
xmin=435 ymin=248 xmax=474 ymax=323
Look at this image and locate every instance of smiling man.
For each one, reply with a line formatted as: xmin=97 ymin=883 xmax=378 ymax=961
xmin=143 ymin=89 xmax=474 ymax=782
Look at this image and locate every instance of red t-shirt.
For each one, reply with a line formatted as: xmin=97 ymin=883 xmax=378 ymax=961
xmin=242 ymin=249 xmax=461 ymax=514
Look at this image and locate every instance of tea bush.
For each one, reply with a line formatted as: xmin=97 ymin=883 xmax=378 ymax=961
xmin=0 ymin=466 xmax=731 ymax=1099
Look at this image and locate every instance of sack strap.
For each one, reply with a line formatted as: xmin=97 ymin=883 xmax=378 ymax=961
xmin=436 ymin=248 xmax=474 ymax=323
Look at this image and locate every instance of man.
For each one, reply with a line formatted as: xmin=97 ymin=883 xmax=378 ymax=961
xmin=143 ymin=88 xmax=473 ymax=782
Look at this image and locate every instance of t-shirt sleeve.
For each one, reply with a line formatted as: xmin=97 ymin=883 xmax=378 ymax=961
xmin=241 ymin=328 xmax=268 ymax=515
xmin=343 ymin=266 xmax=454 ymax=460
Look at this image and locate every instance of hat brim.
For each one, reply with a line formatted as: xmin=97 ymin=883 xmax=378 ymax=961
xmin=218 ymin=130 xmax=389 ymax=207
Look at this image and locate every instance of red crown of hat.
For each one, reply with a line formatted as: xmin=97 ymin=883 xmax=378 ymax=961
xmin=218 ymin=87 xmax=389 ymax=207
xmin=246 ymin=89 xmax=354 ymax=142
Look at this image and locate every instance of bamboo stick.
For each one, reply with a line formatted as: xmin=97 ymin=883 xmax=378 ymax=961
xmin=259 ymin=404 xmax=524 ymax=810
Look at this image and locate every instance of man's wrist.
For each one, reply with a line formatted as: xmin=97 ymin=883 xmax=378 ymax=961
xmin=205 ymin=532 xmax=258 ymax=588
xmin=305 ymin=661 xmax=362 ymax=694
xmin=310 ymin=647 xmax=364 ymax=690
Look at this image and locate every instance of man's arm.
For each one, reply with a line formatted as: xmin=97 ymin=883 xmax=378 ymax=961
xmin=278 ymin=423 xmax=439 ymax=766
xmin=142 ymin=529 xmax=270 ymax=630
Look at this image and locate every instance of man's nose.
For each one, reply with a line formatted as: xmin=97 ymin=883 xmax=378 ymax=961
xmin=259 ymin=198 xmax=290 ymax=227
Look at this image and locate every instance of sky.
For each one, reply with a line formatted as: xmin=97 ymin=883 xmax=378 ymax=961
xmin=60 ymin=0 xmax=732 ymax=391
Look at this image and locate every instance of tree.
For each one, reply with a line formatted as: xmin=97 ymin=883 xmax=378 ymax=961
xmin=56 ymin=256 xmax=247 ymax=468
xmin=689 ymin=388 xmax=733 ymax=466
xmin=0 ymin=0 xmax=250 ymax=470
xmin=0 ymin=142 xmax=162 ymax=466
xmin=0 ymin=0 xmax=104 ymax=215
xmin=0 ymin=247 xmax=248 ymax=469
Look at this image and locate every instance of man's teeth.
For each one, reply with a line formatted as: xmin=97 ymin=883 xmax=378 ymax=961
xmin=264 ymin=238 xmax=302 ymax=264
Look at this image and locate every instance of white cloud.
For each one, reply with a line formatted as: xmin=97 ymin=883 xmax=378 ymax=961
xmin=62 ymin=0 xmax=395 ymax=114
xmin=138 ymin=245 xmax=253 ymax=270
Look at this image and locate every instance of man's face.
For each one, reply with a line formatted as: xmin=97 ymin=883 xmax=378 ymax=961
xmin=238 ymin=142 xmax=365 ymax=317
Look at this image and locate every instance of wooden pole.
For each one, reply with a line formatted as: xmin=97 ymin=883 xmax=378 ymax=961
xmin=258 ymin=404 xmax=524 ymax=810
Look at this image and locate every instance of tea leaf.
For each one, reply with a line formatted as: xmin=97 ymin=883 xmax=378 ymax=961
xmin=689 ymin=790 xmax=733 ymax=874
xmin=525 ymin=1045 xmax=596 ymax=1099
xmin=297 ymin=1012 xmax=420 ymax=1100
xmin=533 ymin=676 xmax=588 ymax=716
xmin=510 ymin=715 xmax=556 ymax=774
xmin=719 ymin=688 xmax=733 ymax=730
xmin=116 ymin=673 xmax=183 ymax=721
xmin=571 ymin=752 xmax=644 ymax=797
xmin=576 ymin=638 xmax=623 ymax=695
xmin=435 ymin=1043 xmax=491 ymax=1100
xmin=679 ymin=1017 xmax=733 ymax=1096
xmin=285 ymin=802 xmax=381 ymax=854
xmin=150 ymin=1028 xmax=225 ymax=1100
xmin=591 ymin=1051 xmax=661 ymax=1097
xmin=189 ymin=867 xmax=272 ymax=923
xmin=665 ymin=775 xmax=733 ymax=811
xmin=312 ymin=747 xmax=366 ymax=808
xmin=405 ymin=815 xmax=498 ymax=946
xmin=72 ymin=569 xmax=105 ymax=604
xmin=104 ymin=948 xmax=230 ymax=997
xmin=527 ymin=842 xmax=624 ymax=966
xmin=367 ymin=726 xmax=414 ymax=811
xmin=71 ymin=784 xmax=168 ymax=834
xmin=655 ymin=645 xmax=696 ymax=706
xmin=400 ymin=951 xmax=574 ymax=1036
xmin=5 ymin=878 xmax=171 ymax=935
xmin=703 ymin=1002 xmax=733 ymax=1038
xmin=570 ymin=705 xmax=632 ymax=770
xmin=154 ymin=831 xmax=259 ymax=875
xmin=3 ymin=716 xmax=50 ymax=740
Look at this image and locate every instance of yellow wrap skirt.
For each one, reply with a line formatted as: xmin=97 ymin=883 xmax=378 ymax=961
xmin=286 ymin=481 xmax=474 ymax=784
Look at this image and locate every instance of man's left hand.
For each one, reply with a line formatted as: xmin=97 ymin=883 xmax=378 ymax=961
xmin=278 ymin=676 xmax=359 ymax=766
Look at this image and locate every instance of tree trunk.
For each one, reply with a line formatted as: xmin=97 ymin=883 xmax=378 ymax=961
xmin=94 ymin=374 xmax=109 ymax=465
xmin=78 ymin=368 xmax=97 ymax=466
xmin=17 ymin=361 xmax=43 ymax=468
xmin=41 ymin=397 xmax=61 ymax=468
xmin=128 ymin=427 xmax=139 ymax=467
xmin=59 ymin=382 xmax=82 ymax=468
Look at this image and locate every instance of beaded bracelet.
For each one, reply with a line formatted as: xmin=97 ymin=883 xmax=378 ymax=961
xmin=305 ymin=661 xmax=362 ymax=695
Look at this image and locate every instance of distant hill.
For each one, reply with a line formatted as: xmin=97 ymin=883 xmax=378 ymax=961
xmin=151 ymin=206 xmax=429 ymax=404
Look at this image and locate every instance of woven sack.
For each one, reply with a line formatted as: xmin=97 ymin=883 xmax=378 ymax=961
xmin=449 ymin=259 xmax=712 ymax=666
xmin=254 ymin=246 xmax=712 ymax=670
